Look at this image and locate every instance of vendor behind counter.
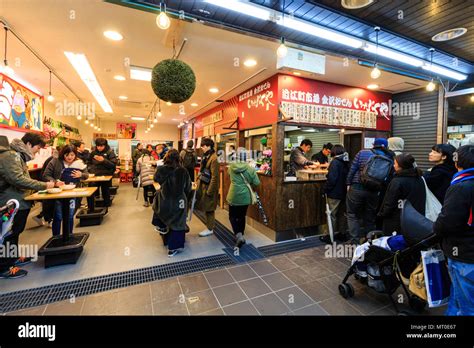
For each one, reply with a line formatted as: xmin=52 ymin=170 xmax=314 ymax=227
xmin=288 ymin=139 xmax=331 ymax=177
xmin=311 ymin=143 xmax=333 ymax=165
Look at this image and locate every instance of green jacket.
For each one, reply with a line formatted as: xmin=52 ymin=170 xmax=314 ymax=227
xmin=0 ymin=139 xmax=47 ymax=210
xmin=226 ymin=163 xmax=260 ymax=206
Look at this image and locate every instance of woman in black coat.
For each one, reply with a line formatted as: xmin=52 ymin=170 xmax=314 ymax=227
xmin=424 ymin=144 xmax=457 ymax=204
xmin=378 ymin=153 xmax=426 ymax=236
xmin=152 ymin=149 xmax=192 ymax=257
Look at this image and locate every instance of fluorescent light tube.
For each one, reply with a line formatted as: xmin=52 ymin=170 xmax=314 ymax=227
xmin=130 ymin=66 xmax=152 ymax=81
xmin=64 ymin=51 xmax=113 ymax=113
xmin=364 ymin=44 xmax=423 ymax=67
xmin=204 ymin=0 xmax=272 ymax=20
xmin=422 ymin=64 xmax=467 ymax=81
xmin=131 ymin=117 xmax=145 ymax=121
xmin=277 ymin=17 xmax=363 ymax=48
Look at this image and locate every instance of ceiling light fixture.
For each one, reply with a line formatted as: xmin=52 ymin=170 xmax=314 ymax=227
xmin=47 ymin=70 xmax=55 ymax=102
xmin=166 ymin=101 xmax=172 ymax=106
xmin=370 ymin=27 xmax=381 ymax=79
xmin=2 ymin=27 xmax=14 ymax=76
xmin=119 ymin=95 xmax=128 ymax=100
xmin=426 ymin=48 xmax=437 ymax=92
xmin=64 ymin=51 xmax=113 ymax=113
xmin=277 ymin=37 xmax=288 ymax=58
xmin=422 ymin=63 xmax=467 ymax=81
xmin=191 ymin=103 xmax=198 ymax=107
xmin=364 ymin=44 xmax=423 ymax=67
xmin=131 ymin=116 xmax=145 ymax=121
xmin=77 ymin=115 xmax=82 ymax=120
xmin=432 ymin=28 xmax=467 ymax=42
xmin=130 ymin=65 xmax=152 ymax=81
xmin=85 ymin=119 xmax=89 ymax=124
xmin=244 ymin=59 xmax=257 ymax=67
xmin=471 ymin=95 xmax=474 ymax=102
xmin=367 ymin=84 xmax=379 ymax=90
xmin=293 ymin=72 xmax=301 ymax=76
xmin=341 ymin=0 xmax=374 ymax=9
xmin=209 ymin=87 xmax=219 ymax=93
xmin=204 ymin=0 xmax=272 ymax=20
xmin=103 ymin=30 xmax=123 ymax=41
xmin=114 ymin=75 xmax=126 ymax=81
xmin=156 ymin=2 xmax=171 ymax=30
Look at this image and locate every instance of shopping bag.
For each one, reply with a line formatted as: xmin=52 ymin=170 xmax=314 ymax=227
xmin=421 ymin=177 xmax=442 ymax=222
xmin=409 ymin=262 xmax=427 ymax=301
xmin=421 ymin=249 xmax=451 ymax=307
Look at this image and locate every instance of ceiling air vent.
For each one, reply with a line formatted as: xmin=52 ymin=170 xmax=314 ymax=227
xmin=112 ymin=99 xmax=154 ymax=109
xmin=215 ymin=99 xmax=225 ymax=103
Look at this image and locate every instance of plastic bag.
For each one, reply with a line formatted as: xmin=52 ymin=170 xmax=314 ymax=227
xmin=421 ymin=177 xmax=442 ymax=222
xmin=421 ymin=249 xmax=451 ymax=307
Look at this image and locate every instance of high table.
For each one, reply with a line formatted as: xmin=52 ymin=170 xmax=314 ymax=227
xmin=84 ymin=175 xmax=113 ymax=208
xmin=25 ymin=187 xmax=97 ymax=268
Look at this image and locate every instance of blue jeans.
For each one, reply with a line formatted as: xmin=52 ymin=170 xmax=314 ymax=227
xmin=52 ymin=199 xmax=76 ymax=237
xmin=445 ymin=258 xmax=474 ymax=316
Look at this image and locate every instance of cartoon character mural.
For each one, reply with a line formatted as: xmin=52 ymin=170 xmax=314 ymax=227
xmin=0 ymin=73 xmax=43 ymax=131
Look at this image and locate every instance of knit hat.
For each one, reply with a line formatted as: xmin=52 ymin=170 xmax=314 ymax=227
xmin=373 ymin=138 xmax=388 ymax=148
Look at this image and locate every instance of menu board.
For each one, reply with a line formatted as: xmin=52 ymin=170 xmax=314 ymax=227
xmin=0 ymin=73 xmax=44 ymax=131
xmin=280 ymin=101 xmax=377 ymax=129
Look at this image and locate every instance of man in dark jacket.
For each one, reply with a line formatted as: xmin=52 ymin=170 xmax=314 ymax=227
xmin=0 ymin=133 xmax=54 ymax=279
xmin=288 ymin=139 xmax=319 ymax=176
xmin=132 ymin=143 xmax=144 ymax=177
xmin=87 ymin=138 xmax=117 ymax=207
xmin=346 ymin=138 xmax=393 ymax=244
xmin=322 ymin=145 xmax=349 ymax=243
xmin=180 ymin=140 xmax=197 ymax=182
xmin=434 ymin=145 xmax=474 ymax=315
xmin=312 ymin=143 xmax=333 ymax=166
xmin=75 ymin=141 xmax=90 ymax=163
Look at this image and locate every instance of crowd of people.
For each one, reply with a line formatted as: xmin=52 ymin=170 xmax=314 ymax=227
xmin=292 ymin=136 xmax=473 ymax=315
xmin=1 ymin=131 xmax=472 ymax=314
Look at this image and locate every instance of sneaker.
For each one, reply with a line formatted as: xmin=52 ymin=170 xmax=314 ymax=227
xmin=168 ymin=249 xmax=179 ymax=257
xmin=235 ymin=234 xmax=246 ymax=249
xmin=15 ymin=257 xmax=32 ymax=267
xmin=199 ymin=229 xmax=214 ymax=237
xmin=0 ymin=267 xmax=28 ymax=279
xmin=143 ymin=201 xmax=150 ymax=207
xmin=32 ymin=216 xmax=45 ymax=226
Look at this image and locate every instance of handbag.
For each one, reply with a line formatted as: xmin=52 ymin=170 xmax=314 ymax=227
xmin=421 ymin=176 xmax=442 ymax=222
xmin=421 ymin=249 xmax=451 ymax=307
xmin=409 ymin=262 xmax=427 ymax=301
xmin=239 ymin=172 xmax=257 ymax=205
xmin=199 ymin=168 xmax=211 ymax=185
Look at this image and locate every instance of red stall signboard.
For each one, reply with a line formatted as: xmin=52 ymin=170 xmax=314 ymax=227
xmin=278 ymin=75 xmax=391 ymax=131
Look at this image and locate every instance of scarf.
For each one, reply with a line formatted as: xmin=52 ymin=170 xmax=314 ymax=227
xmin=451 ymin=167 xmax=474 ymax=226
xmin=201 ymin=149 xmax=215 ymax=171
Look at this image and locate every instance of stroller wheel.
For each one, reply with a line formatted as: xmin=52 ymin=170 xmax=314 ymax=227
xmin=409 ymin=296 xmax=426 ymax=313
xmin=338 ymin=283 xmax=354 ymax=299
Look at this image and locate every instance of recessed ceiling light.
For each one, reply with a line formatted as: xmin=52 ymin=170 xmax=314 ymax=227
xmin=166 ymin=101 xmax=172 ymax=106
xmin=293 ymin=72 xmax=301 ymax=76
xmin=191 ymin=103 xmax=198 ymax=107
xmin=341 ymin=0 xmax=374 ymax=9
xmin=119 ymin=96 xmax=128 ymax=100
xmin=244 ymin=59 xmax=257 ymax=67
xmin=367 ymin=84 xmax=379 ymax=90
xmin=114 ymin=75 xmax=126 ymax=81
xmin=103 ymin=30 xmax=123 ymax=41
xmin=209 ymin=87 xmax=219 ymax=93
xmin=131 ymin=116 xmax=145 ymax=121
xmin=432 ymin=28 xmax=467 ymax=42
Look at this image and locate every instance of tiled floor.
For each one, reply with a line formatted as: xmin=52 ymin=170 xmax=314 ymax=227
xmin=1 ymin=184 xmax=273 ymax=294
xmin=3 ymin=246 xmax=447 ymax=316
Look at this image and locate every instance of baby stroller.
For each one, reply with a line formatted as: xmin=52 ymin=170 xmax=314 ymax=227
xmin=1 ymin=199 xmax=20 ymax=244
xmin=338 ymin=201 xmax=440 ymax=315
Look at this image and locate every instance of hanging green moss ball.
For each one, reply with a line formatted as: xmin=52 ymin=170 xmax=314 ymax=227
xmin=151 ymin=59 xmax=196 ymax=103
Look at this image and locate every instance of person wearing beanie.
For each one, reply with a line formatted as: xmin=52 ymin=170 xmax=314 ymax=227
xmin=346 ymin=138 xmax=394 ymax=244
xmin=378 ymin=153 xmax=426 ymax=236
xmin=180 ymin=140 xmax=197 ymax=182
xmin=424 ymin=144 xmax=457 ymax=204
xmin=388 ymin=137 xmax=405 ymax=156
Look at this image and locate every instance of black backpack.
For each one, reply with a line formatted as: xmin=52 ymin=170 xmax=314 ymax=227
xmin=361 ymin=150 xmax=393 ymax=191
xmin=182 ymin=150 xmax=196 ymax=169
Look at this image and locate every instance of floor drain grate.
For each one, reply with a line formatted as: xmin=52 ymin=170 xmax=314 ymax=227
xmin=0 ymin=253 xmax=235 ymax=314
xmin=258 ymin=236 xmax=324 ymax=257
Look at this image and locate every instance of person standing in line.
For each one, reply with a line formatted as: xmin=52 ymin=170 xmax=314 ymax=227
xmin=0 ymin=133 xmax=54 ymax=279
xmin=87 ymin=138 xmax=117 ymax=208
xmin=132 ymin=143 xmax=144 ymax=177
xmin=434 ymin=145 xmax=474 ymax=315
xmin=43 ymin=145 xmax=89 ymax=236
xmin=321 ymin=145 xmax=350 ymax=243
xmin=180 ymin=140 xmax=198 ymax=182
xmin=378 ymin=153 xmax=426 ymax=236
xmin=196 ymin=138 xmax=220 ymax=237
xmin=424 ymin=144 xmax=457 ymax=204
xmin=136 ymin=149 xmax=157 ymax=207
xmin=226 ymin=148 xmax=260 ymax=248
xmin=153 ymin=149 xmax=192 ymax=257
xmin=156 ymin=143 xmax=169 ymax=160
xmin=346 ymin=138 xmax=393 ymax=244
